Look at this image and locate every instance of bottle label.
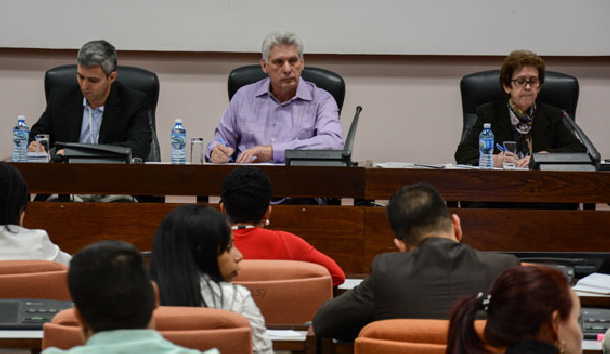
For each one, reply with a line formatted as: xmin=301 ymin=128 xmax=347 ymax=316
xmin=479 ymin=138 xmax=493 ymax=151
xmin=171 ymin=135 xmax=186 ymax=149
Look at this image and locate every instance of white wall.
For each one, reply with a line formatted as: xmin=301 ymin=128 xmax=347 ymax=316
xmin=1 ymin=48 xmax=609 ymax=163
xmin=1 ymin=1 xmax=609 ymax=56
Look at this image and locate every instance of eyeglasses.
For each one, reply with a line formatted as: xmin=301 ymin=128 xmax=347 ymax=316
xmin=511 ymin=76 xmax=540 ymax=88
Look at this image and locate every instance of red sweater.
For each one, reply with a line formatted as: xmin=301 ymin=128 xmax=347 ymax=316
xmin=233 ymin=227 xmax=346 ymax=286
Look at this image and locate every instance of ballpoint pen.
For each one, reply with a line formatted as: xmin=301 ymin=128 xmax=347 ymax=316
xmin=495 ymin=143 xmax=506 ymax=152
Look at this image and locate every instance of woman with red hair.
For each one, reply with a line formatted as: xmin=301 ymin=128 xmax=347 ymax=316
xmin=447 ymin=265 xmax=582 ymax=354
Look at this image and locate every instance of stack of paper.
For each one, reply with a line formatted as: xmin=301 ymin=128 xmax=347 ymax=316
xmin=573 ymin=273 xmax=610 ymax=294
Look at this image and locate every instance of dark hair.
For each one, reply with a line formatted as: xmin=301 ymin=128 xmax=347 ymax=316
xmin=446 ymin=265 xmax=573 ymax=354
xmin=386 ymin=183 xmax=452 ymax=245
xmin=0 ymin=162 xmax=29 ymax=226
xmin=221 ymin=167 xmax=272 ymax=224
xmin=149 ymin=205 xmax=232 ymax=307
xmin=499 ymin=49 xmax=545 ymax=91
xmin=68 ymin=240 xmax=154 ymax=333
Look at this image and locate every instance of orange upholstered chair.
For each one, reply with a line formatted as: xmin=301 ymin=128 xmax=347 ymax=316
xmin=43 ymin=306 xmax=252 ymax=353
xmin=355 ymin=319 xmax=502 ymax=354
xmin=233 ymin=259 xmax=333 ymax=324
xmin=0 ymin=260 xmax=70 ymax=300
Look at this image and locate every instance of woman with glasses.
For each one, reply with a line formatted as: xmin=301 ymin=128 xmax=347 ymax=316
xmin=455 ymin=50 xmax=585 ymax=167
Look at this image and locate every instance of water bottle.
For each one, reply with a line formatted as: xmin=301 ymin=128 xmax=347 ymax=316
xmin=170 ymin=119 xmax=187 ymax=164
xmin=478 ymin=123 xmax=494 ymax=168
xmin=11 ymin=115 xmax=30 ymax=162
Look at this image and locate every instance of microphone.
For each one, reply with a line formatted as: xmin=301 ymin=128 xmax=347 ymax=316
xmin=561 ymin=111 xmax=601 ymax=164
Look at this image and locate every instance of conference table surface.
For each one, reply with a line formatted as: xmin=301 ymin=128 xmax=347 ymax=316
xmin=11 ymin=162 xmax=610 ymax=274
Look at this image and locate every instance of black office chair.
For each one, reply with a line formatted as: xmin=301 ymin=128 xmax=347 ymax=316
xmin=459 ymin=70 xmax=579 ymax=143
xmin=227 ymin=65 xmax=346 ymax=115
xmin=45 ymin=64 xmax=161 ymax=162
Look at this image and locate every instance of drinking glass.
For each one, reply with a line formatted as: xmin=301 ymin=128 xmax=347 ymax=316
xmin=35 ymin=134 xmax=50 ymax=162
xmin=190 ymin=137 xmax=205 ymax=164
xmin=502 ymin=141 xmax=517 ymax=169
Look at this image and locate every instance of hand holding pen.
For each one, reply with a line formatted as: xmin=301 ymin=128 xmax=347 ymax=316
xmin=210 ymin=136 xmax=235 ymax=164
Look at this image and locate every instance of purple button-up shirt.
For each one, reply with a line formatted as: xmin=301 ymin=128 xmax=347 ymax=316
xmin=207 ymin=77 xmax=344 ymax=163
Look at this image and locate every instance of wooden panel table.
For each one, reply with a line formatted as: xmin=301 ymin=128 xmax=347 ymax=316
xmin=11 ymin=163 xmax=610 ymax=274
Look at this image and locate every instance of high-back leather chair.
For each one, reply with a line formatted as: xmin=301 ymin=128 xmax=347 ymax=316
xmin=227 ymin=65 xmax=346 ymax=114
xmin=459 ymin=70 xmax=579 ymax=143
xmin=0 ymin=260 xmax=70 ymax=300
xmin=43 ymin=306 xmax=252 ymax=353
xmin=45 ymin=64 xmax=161 ymax=161
xmin=355 ymin=319 xmax=500 ymax=354
xmin=233 ymin=259 xmax=332 ymax=324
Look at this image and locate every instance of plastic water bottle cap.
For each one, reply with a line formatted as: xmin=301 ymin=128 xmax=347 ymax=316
xmin=17 ymin=114 xmax=26 ymax=121
xmin=175 ymin=119 xmax=183 ymax=124
xmin=483 ymin=123 xmax=491 ymax=128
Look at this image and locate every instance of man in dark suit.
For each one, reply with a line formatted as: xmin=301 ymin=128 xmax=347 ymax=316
xmin=313 ymin=183 xmax=519 ymax=341
xmin=29 ymin=40 xmax=151 ymax=160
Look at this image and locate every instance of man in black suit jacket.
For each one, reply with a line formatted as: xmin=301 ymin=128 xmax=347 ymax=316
xmin=313 ymin=183 xmax=519 ymax=341
xmin=29 ymin=40 xmax=151 ymax=160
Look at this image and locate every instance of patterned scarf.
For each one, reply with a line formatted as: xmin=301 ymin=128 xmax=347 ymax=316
xmin=508 ymin=100 xmax=535 ymax=157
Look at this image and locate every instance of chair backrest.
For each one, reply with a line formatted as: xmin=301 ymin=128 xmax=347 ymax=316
xmin=44 ymin=64 xmax=161 ymax=162
xmin=227 ymin=65 xmax=346 ymax=114
xmin=459 ymin=70 xmax=579 ymax=143
xmin=0 ymin=260 xmax=70 ymax=300
xmin=233 ymin=259 xmax=332 ymax=324
xmin=355 ymin=319 xmax=501 ymax=354
xmin=0 ymin=260 xmax=66 ymax=274
xmin=43 ymin=306 xmax=252 ymax=353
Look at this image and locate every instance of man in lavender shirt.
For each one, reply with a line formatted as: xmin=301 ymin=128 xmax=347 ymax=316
xmin=207 ymin=32 xmax=344 ymax=164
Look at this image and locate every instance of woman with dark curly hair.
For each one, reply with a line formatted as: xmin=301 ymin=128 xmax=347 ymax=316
xmin=455 ymin=50 xmax=585 ymax=167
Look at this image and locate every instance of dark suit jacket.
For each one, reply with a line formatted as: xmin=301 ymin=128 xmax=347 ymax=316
xmin=312 ymin=237 xmax=519 ymax=341
xmin=454 ymin=100 xmax=586 ymax=165
xmin=30 ymin=81 xmax=151 ymax=159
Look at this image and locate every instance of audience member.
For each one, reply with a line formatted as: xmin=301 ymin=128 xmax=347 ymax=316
xmin=43 ymin=240 xmax=213 ymax=353
xmin=150 ymin=205 xmax=272 ymax=354
xmin=313 ymin=183 xmax=518 ymax=341
xmin=220 ymin=166 xmax=345 ymax=285
xmin=447 ymin=265 xmax=582 ymax=354
xmin=0 ymin=162 xmax=70 ymax=265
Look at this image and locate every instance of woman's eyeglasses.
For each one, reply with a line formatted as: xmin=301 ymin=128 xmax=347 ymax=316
xmin=511 ymin=76 xmax=540 ymax=88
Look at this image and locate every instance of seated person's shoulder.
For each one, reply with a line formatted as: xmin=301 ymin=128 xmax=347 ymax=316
xmin=537 ymin=101 xmax=565 ymax=119
xmin=114 ymin=81 xmax=148 ymax=107
xmin=370 ymin=251 xmax=404 ymax=270
xmin=304 ymin=80 xmax=336 ymax=103
xmin=232 ymin=77 xmax=269 ymax=100
xmin=475 ymin=99 xmax=505 ymax=117
xmin=477 ymin=251 xmax=520 ymax=268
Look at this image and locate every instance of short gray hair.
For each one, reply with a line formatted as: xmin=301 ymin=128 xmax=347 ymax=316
xmin=261 ymin=32 xmax=304 ymax=62
xmin=76 ymin=40 xmax=117 ymax=75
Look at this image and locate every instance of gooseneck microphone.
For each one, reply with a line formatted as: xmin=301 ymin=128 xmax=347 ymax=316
xmin=561 ymin=111 xmax=601 ymax=164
